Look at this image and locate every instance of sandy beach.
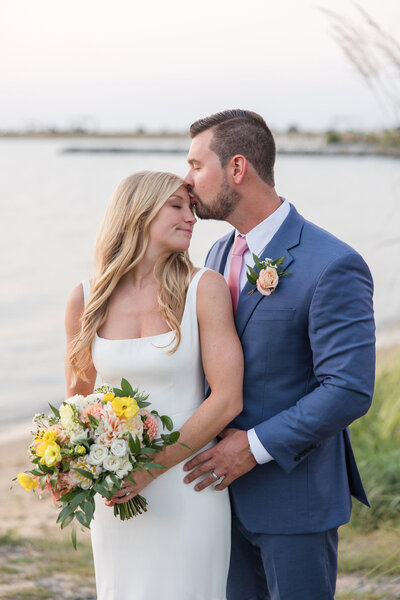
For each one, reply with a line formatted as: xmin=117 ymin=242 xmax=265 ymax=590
xmin=0 ymin=433 xmax=63 ymax=539
xmin=1 ymin=428 xmax=400 ymax=599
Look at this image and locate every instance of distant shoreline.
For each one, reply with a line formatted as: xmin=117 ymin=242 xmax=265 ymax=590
xmin=1 ymin=132 xmax=399 ymax=157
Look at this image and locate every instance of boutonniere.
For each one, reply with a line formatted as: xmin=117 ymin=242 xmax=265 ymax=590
xmin=246 ymin=254 xmax=291 ymax=296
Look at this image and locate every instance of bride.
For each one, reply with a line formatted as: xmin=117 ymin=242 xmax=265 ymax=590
xmin=64 ymin=171 xmax=243 ymax=600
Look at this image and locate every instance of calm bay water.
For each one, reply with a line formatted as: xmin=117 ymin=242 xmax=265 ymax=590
xmin=1 ymin=138 xmax=399 ymax=428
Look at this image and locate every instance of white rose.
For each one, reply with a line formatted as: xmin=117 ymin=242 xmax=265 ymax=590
xmin=110 ymin=439 xmax=128 ymax=458
xmin=85 ymin=393 xmax=104 ymax=404
xmin=103 ymin=454 xmax=122 ymax=472
xmin=59 ymin=403 xmax=74 ymax=428
xmin=70 ymin=426 xmax=88 ymax=444
xmin=88 ymin=444 xmax=109 ymax=465
xmin=115 ymin=457 xmax=132 ymax=478
xmin=104 ymin=474 xmax=115 ymax=491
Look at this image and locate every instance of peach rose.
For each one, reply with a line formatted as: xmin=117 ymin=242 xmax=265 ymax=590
xmin=256 ymin=267 xmax=279 ymax=296
xmin=82 ymin=403 xmax=103 ymax=425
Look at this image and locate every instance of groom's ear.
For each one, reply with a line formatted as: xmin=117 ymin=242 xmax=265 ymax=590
xmin=229 ymin=155 xmax=247 ymax=185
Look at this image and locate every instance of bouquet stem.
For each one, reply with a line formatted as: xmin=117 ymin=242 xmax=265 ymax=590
xmin=114 ymin=494 xmax=148 ymax=520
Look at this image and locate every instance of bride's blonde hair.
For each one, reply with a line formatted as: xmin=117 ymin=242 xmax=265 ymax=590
xmin=69 ymin=171 xmax=194 ymax=383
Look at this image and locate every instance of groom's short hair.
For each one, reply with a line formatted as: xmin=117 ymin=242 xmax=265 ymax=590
xmin=190 ymin=109 xmax=275 ymax=187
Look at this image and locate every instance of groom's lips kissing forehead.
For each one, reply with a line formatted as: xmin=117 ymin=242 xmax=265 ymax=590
xmin=187 ymin=189 xmax=198 ymax=206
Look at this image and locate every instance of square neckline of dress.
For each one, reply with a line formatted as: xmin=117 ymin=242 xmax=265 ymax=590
xmin=94 ymin=267 xmax=204 ymax=343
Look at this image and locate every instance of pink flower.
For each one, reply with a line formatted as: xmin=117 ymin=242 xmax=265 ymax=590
xmin=82 ymin=403 xmax=103 ymax=425
xmin=257 ymin=267 xmax=279 ymax=296
xmin=34 ymin=471 xmax=74 ymax=504
xmin=142 ymin=410 xmax=158 ymax=442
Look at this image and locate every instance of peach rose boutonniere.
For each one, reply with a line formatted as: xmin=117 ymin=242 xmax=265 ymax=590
xmin=246 ymin=254 xmax=291 ymax=296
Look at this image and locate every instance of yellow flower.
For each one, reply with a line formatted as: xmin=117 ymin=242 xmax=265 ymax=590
xmin=104 ymin=392 xmax=115 ymax=403
xmin=77 ymin=445 xmax=86 ymax=455
xmin=17 ymin=473 xmax=38 ymax=492
xmin=42 ymin=430 xmax=58 ymax=444
xmin=35 ymin=441 xmax=48 ymax=457
xmin=40 ymin=442 xmax=62 ymax=467
xmin=112 ymin=396 xmax=139 ymax=420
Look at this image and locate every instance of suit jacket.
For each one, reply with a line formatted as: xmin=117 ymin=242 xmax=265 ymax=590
xmin=205 ymin=204 xmax=375 ymax=534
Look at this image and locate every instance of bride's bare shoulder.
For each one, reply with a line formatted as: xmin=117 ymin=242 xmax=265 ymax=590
xmin=65 ymin=282 xmax=85 ymax=324
xmin=197 ymin=269 xmax=231 ymax=306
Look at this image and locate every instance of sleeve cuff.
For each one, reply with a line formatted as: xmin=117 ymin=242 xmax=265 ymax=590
xmin=247 ymin=428 xmax=274 ymax=464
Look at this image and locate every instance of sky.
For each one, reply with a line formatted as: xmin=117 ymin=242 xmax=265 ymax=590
xmin=1 ymin=0 xmax=399 ymax=132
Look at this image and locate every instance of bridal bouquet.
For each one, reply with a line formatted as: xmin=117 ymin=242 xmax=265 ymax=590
xmin=14 ymin=378 xmax=179 ymax=547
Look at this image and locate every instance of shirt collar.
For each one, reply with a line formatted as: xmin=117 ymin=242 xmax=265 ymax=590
xmin=236 ymin=197 xmax=290 ymax=257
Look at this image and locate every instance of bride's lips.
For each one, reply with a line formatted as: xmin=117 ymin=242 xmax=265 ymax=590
xmin=177 ymin=227 xmax=193 ymax=236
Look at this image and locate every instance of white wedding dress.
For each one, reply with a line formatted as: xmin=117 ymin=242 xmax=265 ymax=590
xmin=83 ymin=268 xmax=231 ymax=600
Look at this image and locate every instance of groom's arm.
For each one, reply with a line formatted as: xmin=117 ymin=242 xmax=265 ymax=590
xmin=253 ymin=251 xmax=375 ymax=473
xmin=184 ymin=251 xmax=375 ymax=488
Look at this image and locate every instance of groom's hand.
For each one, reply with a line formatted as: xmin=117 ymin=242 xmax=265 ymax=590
xmin=183 ymin=428 xmax=256 ymax=491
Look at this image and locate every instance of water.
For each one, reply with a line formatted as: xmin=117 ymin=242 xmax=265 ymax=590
xmin=1 ymin=138 xmax=399 ymax=428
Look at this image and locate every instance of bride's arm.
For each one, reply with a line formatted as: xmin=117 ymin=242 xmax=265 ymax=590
xmin=112 ymin=270 xmax=243 ymax=502
xmin=64 ymin=283 xmax=97 ymax=398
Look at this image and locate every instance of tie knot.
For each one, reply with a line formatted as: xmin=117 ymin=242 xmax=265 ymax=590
xmin=232 ymin=235 xmax=248 ymax=257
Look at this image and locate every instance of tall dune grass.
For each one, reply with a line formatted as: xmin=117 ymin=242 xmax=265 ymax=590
xmin=349 ymin=349 xmax=400 ymax=529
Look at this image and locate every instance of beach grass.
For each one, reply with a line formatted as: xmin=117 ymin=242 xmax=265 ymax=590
xmin=349 ymin=348 xmax=400 ymax=531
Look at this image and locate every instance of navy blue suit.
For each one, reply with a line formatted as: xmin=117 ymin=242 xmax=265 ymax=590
xmin=205 ymin=204 xmax=375 ymax=599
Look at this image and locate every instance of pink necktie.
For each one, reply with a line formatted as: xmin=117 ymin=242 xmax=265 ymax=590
xmin=227 ymin=235 xmax=248 ymax=313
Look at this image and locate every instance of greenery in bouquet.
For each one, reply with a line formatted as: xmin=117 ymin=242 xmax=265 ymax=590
xmin=14 ymin=378 xmax=180 ymax=548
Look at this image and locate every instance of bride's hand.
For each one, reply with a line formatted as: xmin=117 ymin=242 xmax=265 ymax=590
xmin=105 ymin=469 xmax=154 ymax=506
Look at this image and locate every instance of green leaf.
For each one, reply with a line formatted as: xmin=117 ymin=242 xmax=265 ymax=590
xmin=127 ymin=432 xmax=141 ymax=455
xmin=252 ymin=253 xmax=264 ymax=269
xmin=61 ymin=513 xmax=75 ymax=530
xmin=87 ymin=413 xmax=99 ymax=428
xmin=121 ymin=378 xmax=134 ymax=396
xmin=50 ymin=472 xmax=58 ymax=491
xmin=82 ymin=500 xmax=95 ymax=525
xmin=248 ymin=266 xmax=259 ymax=280
xmin=246 ymin=272 xmax=257 ymax=285
xmin=112 ymin=386 xmax=124 ymax=397
xmin=40 ymin=475 xmax=47 ymax=491
xmin=109 ymin=473 xmax=122 ymax=488
xmin=139 ymin=447 xmax=157 ymax=455
xmin=137 ymin=400 xmax=151 ymax=408
xmin=161 ymin=415 xmax=173 ymax=431
xmin=57 ymin=504 xmax=72 ymax=524
xmin=179 ymin=441 xmax=192 ymax=450
xmin=126 ymin=475 xmax=137 ymax=485
xmin=31 ymin=469 xmax=44 ymax=477
xmin=59 ymin=489 xmax=82 ymax=502
xmin=272 ymin=256 xmax=285 ymax=267
xmin=69 ymin=491 xmax=88 ymax=509
xmin=48 ymin=403 xmax=60 ymax=419
xmin=75 ymin=510 xmax=89 ymax=528
xmin=71 ymin=525 xmax=77 ymax=550
xmin=163 ymin=431 xmax=180 ymax=444
xmin=61 ymin=460 xmax=70 ymax=472
xmin=73 ymin=467 xmax=94 ymax=480
xmin=93 ymin=482 xmax=113 ymax=499
xmin=143 ymin=462 xmax=165 ymax=469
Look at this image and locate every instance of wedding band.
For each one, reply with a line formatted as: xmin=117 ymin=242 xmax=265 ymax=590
xmin=211 ymin=470 xmax=219 ymax=481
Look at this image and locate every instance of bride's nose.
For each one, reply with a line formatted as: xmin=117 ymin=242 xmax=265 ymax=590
xmin=184 ymin=206 xmax=197 ymax=224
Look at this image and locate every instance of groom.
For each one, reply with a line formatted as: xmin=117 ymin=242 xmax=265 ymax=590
xmin=183 ymin=109 xmax=375 ymax=599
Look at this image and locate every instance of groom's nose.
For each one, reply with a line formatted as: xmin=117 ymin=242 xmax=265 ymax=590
xmin=184 ymin=170 xmax=193 ymax=187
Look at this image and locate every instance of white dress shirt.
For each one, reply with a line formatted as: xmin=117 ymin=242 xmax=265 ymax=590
xmin=223 ymin=198 xmax=290 ymax=464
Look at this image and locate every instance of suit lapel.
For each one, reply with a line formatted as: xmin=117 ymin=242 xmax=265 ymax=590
xmin=235 ymin=205 xmax=304 ymax=338
xmin=215 ymin=230 xmax=235 ymax=275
